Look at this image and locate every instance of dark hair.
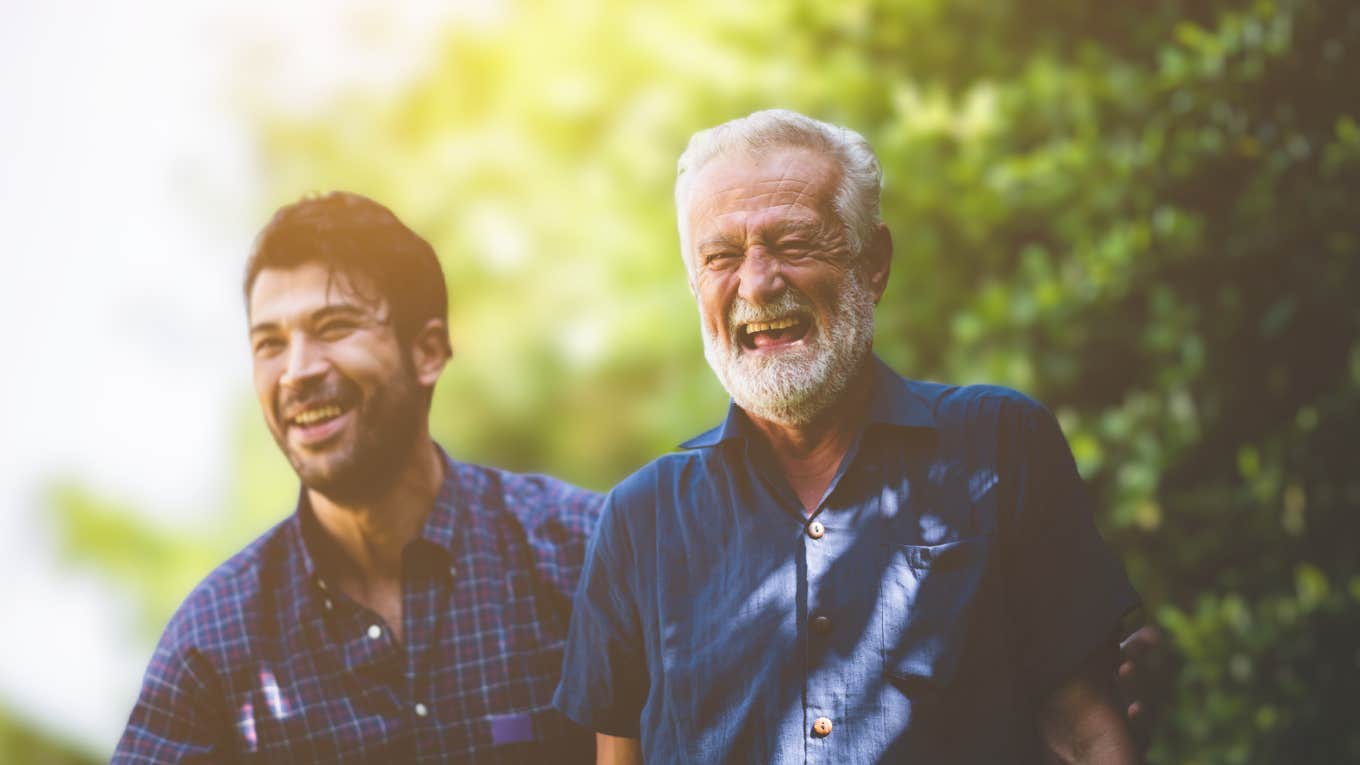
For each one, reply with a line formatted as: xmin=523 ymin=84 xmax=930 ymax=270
xmin=244 ymin=191 xmax=450 ymax=351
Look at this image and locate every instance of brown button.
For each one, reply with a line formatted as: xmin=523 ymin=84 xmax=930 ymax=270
xmin=807 ymin=521 xmax=826 ymax=539
xmin=811 ymin=615 xmax=832 ymax=635
xmin=812 ymin=716 xmax=833 ymax=737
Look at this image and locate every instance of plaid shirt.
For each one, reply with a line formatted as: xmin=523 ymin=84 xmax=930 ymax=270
xmin=113 ymin=450 xmax=601 ymax=764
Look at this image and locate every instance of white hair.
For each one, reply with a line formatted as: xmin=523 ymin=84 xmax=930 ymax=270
xmin=675 ymin=109 xmax=883 ymax=264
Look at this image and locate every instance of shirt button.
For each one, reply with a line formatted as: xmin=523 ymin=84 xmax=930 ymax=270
xmin=810 ymin=615 xmax=832 ymax=635
xmin=323 ymin=598 xmax=334 ymax=611
xmin=812 ymin=717 xmax=833 ymax=737
xmin=414 ymin=702 xmax=429 ymax=717
xmin=449 ymin=565 xmax=459 ymax=579
xmin=367 ymin=624 xmax=383 ymax=640
xmin=317 ymin=578 xmax=329 ymax=591
xmin=807 ymin=521 xmax=826 ymax=540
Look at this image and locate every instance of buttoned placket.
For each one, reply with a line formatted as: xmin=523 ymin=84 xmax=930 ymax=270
xmin=313 ymin=548 xmax=447 ymax=761
xmin=404 ymin=543 xmax=459 ymax=762
xmin=790 ymin=441 xmax=868 ymax=763
xmin=804 ymin=512 xmax=836 ymax=763
xmin=308 ymin=575 xmax=400 ymax=746
xmin=733 ymin=419 xmax=876 ymax=762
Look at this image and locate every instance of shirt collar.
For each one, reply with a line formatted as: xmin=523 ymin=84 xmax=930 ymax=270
xmin=677 ymin=401 xmax=748 ymax=449
xmin=417 ymin=445 xmax=463 ymax=554
xmin=678 ymin=355 xmax=936 ymax=449
xmin=863 ymin=355 xmax=937 ymax=430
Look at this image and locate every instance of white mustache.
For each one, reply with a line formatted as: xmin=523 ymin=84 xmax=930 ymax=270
xmin=726 ymin=290 xmax=812 ymax=335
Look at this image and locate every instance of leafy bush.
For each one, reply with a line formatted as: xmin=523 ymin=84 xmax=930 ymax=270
xmin=59 ymin=0 xmax=1359 ymax=761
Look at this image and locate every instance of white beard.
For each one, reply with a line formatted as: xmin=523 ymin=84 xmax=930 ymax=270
xmin=701 ymin=269 xmax=876 ymax=427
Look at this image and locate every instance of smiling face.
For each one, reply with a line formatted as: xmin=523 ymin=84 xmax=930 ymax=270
xmin=248 ymin=261 xmax=430 ymax=504
xmin=684 ymin=146 xmax=888 ymax=426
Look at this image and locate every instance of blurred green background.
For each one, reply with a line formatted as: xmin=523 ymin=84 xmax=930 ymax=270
xmin=11 ymin=0 xmax=1359 ymax=762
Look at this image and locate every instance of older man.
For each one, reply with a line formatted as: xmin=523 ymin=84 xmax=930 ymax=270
xmin=554 ymin=110 xmax=1141 ymax=762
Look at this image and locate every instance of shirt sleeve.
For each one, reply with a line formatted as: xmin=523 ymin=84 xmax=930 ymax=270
xmin=1003 ymin=400 xmax=1141 ymax=699
xmin=552 ymin=490 xmax=647 ymax=738
xmin=111 ymin=624 xmax=231 ymax=764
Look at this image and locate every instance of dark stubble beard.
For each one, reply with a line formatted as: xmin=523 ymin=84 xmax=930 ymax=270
xmin=276 ymin=359 xmax=426 ymax=507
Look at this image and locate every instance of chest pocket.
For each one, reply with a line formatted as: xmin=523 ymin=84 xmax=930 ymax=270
xmin=880 ymin=534 xmax=993 ymax=691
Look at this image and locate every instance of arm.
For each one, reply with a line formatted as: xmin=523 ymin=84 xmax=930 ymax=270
xmin=553 ymin=491 xmax=649 ymax=748
xmin=1040 ymin=641 xmax=1139 ymax=765
xmin=596 ymin=733 xmax=642 ymax=765
xmin=1003 ymin=400 xmax=1143 ymax=761
xmin=111 ymin=639 xmax=230 ymax=764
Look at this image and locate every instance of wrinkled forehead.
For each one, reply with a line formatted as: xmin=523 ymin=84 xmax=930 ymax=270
xmin=247 ymin=261 xmax=387 ymax=327
xmin=685 ymin=147 xmax=842 ymax=231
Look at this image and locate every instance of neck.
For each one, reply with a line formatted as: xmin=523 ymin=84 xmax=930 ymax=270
xmin=307 ymin=435 xmax=444 ymax=583
xmin=745 ymin=358 xmax=876 ymax=512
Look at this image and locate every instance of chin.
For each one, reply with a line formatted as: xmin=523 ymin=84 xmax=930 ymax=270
xmin=731 ymin=378 xmax=838 ymax=426
xmin=300 ymin=467 xmax=390 ymax=507
xmin=292 ymin=454 xmax=355 ymax=492
xmin=717 ymin=349 xmax=834 ymax=425
xmin=709 ymin=326 xmax=875 ymax=427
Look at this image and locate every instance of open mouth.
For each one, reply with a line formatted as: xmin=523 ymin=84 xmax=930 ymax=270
xmin=738 ymin=315 xmax=811 ymax=350
xmin=285 ymin=399 xmax=355 ymax=445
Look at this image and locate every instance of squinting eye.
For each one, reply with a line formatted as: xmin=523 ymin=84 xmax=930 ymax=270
xmin=318 ymin=321 xmax=356 ymax=338
xmin=253 ymin=338 xmax=283 ymax=355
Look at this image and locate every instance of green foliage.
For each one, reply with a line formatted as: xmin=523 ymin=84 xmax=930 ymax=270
xmin=50 ymin=0 xmax=1359 ymax=761
xmin=0 ymin=704 xmax=97 ymax=765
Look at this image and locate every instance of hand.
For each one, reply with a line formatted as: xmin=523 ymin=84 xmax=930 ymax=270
xmin=1039 ymin=640 xmax=1138 ymax=764
xmin=1117 ymin=624 xmax=1167 ymax=749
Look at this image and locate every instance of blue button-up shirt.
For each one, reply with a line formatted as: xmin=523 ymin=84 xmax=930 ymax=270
xmin=114 ymin=449 xmax=601 ymax=764
xmin=554 ymin=359 xmax=1139 ymax=763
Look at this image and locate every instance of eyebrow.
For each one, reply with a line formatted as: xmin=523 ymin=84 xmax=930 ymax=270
xmin=773 ymin=221 xmax=821 ymax=238
xmin=696 ymin=220 xmax=822 ymax=253
xmin=697 ymin=236 xmax=741 ymax=252
xmin=249 ymin=304 xmax=368 ymax=335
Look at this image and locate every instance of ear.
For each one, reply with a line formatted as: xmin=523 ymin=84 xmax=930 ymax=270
xmin=864 ymin=223 xmax=893 ymax=304
xmin=409 ymin=317 xmax=452 ymax=388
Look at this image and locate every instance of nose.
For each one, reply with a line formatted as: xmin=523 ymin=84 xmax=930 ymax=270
xmin=280 ymin=333 xmax=328 ymax=390
xmin=737 ymin=248 xmax=786 ymax=305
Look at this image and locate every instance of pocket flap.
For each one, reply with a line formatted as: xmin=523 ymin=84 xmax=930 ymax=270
xmin=883 ymin=535 xmax=993 ymax=689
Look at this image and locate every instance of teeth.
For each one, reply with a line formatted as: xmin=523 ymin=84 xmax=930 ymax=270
xmin=744 ymin=317 xmax=799 ymax=334
xmin=293 ymin=405 xmax=343 ymax=426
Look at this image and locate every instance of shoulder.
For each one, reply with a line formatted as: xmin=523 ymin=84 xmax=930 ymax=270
xmin=910 ymin=378 xmax=1047 ymax=425
xmin=878 ymin=373 xmax=1074 ymax=476
xmin=154 ymin=518 xmax=293 ymax=660
xmin=444 ymin=461 xmax=606 ymax=606
xmin=584 ymin=449 xmax=713 ymax=556
xmin=605 ymin=450 xmax=701 ymax=515
xmin=118 ymin=520 xmax=299 ymax=759
xmin=500 ymin=469 xmax=603 ymax=519
xmin=136 ymin=516 xmax=296 ymax=705
xmin=894 ymin=377 xmax=1057 ymax=445
xmin=448 ymin=459 xmax=604 ymax=540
